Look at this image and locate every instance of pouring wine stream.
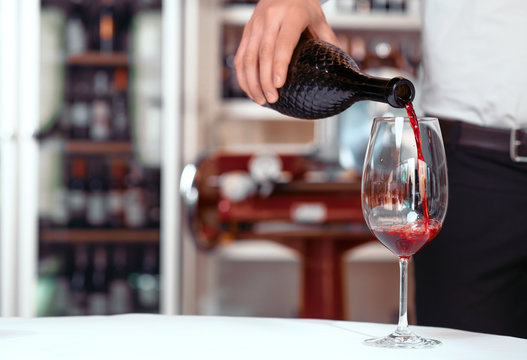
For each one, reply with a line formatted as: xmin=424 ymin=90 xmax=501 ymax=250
xmin=405 ymin=102 xmax=430 ymax=233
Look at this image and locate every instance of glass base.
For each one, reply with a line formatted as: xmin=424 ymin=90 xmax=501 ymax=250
xmin=363 ymin=330 xmax=442 ymax=349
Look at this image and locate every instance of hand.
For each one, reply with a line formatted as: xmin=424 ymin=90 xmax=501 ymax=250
xmin=234 ymin=0 xmax=338 ymax=105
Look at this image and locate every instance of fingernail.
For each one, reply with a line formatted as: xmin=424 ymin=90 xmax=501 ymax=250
xmin=266 ymin=92 xmax=277 ymax=103
xmin=255 ymin=97 xmax=266 ymax=105
xmin=273 ymin=75 xmax=282 ymax=87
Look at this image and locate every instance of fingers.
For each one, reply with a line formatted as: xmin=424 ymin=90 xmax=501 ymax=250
xmin=258 ymin=20 xmax=280 ymax=103
xmin=244 ymin=27 xmax=267 ymax=105
xmin=272 ymin=22 xmax=304 ymax=89
xmin=234 ymin=26 xmax=250 ymax=98
xmin=235 ymin=12 xmax=281 ymax=104
xmin=234 ymin=20 xmax=266 ymax=105
xmin=234 ymin=0 xmax=335 ymax=105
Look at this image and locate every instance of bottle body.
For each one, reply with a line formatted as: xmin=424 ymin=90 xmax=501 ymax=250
xmin=267 ymin=35 xmax=415 ymax=119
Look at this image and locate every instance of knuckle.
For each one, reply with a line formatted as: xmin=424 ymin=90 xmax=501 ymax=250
xmin=243 ymin=53 xmax=257 ymax=67
xmin=258 ymin=43 xmax=273 ymax=58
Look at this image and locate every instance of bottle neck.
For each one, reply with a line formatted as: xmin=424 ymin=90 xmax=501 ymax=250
xmin=351 ymin=75 xmax=415 ymax=108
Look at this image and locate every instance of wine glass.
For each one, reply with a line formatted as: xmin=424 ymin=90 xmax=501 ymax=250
xmin=361 ymin=116 xmax=448 ymax=348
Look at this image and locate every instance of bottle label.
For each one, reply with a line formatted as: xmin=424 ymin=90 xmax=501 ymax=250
xmin=87 ymin=192 xmax=106 ymax=226
xmin=69 ymin=190 xmax=87 ymax=211
xmin=124 ymin=189 xmax=146 ymax=228
xmin=91 ymin=101 xmax=110 ymax=141
xmin=107 ymin=191 xmax=124 ymax=213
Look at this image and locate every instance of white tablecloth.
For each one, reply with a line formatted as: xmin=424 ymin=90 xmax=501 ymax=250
xmin=1 ymin=314 xmax=526 ymax=359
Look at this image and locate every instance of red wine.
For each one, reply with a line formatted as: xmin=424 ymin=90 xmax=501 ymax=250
xmin=267 ymin=32 xmax=415 ymax=119
xmin=405 ymin=102 xmax=429 ymax=231
xmin=372 ymin=219 xmax=441 ymax=258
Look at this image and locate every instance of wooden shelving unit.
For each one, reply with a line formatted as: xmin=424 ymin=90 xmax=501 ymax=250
xmin=66 ymin=52 xmax=129 ymax=67
xmin=65 ymin=141 xmax=133 ymax=154
xmin=40 ymin=228 xmax=159 ymax=244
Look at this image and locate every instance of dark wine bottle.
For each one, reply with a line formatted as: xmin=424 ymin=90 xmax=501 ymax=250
xmin=67 ymin=156 xmax=88 ymax=228
xmin=66 ymin=1 xmax=87 ymax=55
xmin=99 ymin=0 xmax=116 ymax=53
xmin=131 ymin=245 xmax=159 ymax=313
xmin=69 ymin=245 xmax=89 ymax=315
xmin=107 ymin=157 xmax=127 ymax=228
xmin=108 ymin=245 xmax=132 ymax=314
xmin=87 ymin=245 xmax=109 ymax=315
xmin=86 ymin=158 xmax=108 ymax=228
xmin=123 ymin=164 xmax=147 ymax=229
xmin=111 ymin=67 xmax=130 ymax=141
xmin=267 ymin=32 xmax=415 ymax=119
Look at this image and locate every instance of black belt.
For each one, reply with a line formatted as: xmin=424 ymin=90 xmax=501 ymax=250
xmin=439 ymin=118 xmax=527 ymax=162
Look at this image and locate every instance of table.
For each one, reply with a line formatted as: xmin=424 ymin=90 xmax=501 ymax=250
xmin=189 ymin=153 xmax=376 ymax=319
xmin=1 ymin=315 xmax=526 ymax=359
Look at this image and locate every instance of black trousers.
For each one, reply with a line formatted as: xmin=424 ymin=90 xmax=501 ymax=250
xmin=413 ymin=144 xmax=527 ymax=338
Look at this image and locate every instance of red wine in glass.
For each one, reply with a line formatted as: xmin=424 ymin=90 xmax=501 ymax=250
xmin=371 ymin=219 xmax=441 ymax=259
xmin=370 ymin=103 xmax=438 ymax=259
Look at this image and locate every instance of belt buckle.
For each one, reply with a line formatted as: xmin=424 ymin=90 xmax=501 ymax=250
xmin=510 ymin=127 xmax=527 ymax=162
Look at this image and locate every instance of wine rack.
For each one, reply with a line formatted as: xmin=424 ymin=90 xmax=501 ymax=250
xmin=37 ymin=0 xmax=162 ymax=317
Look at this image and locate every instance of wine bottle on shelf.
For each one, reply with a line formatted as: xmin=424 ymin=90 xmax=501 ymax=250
xmin=94 ymin=70 xmax=110 ymax=96
xmin=371 ymin=0 xmax=388 ymax=11
xmin=69 ymin=102 xmax=91 ymax=139
xmin=66 ymin=1 xmax=87 ymax=55
xmin=111 ymin=67 xmax=130 ymax=140
xmin=362 ymin=40 xmax=405 ymax=70
xmin=67 ymin=156 xmax=88 ymax=228
xmin=266 ymin=32 xmax=415 ymax=119
xmin=69 ymin=244 xmax=89 ymax=315
xmin=91 ymin=100 xmax=111 ymax=141
xmin=87 ymin=245 xmax=109 ymax=315
xmin=107 ymin=157 xmax=127 ymax=228
xmin=99 ymin=0 xmax=116 ymax=53
xmin=43 ymin=246 xmax=73 ymax=316
xmin=108 ymin=245 xmax=132 ymax=314
xmin=143 ymin=167 xmax=161 ymax=229
xmin=349 ymin=36 xmax=367 ymax=69
xmin=86 ymin=158 xmax=108 ymax=228
xmin=130 ymin=245 xmax=159 ymax=313
xmin=91 ymin=68 xmax=112 ymax=141
xmin=123 ymin=163 xmax=147 ymax=229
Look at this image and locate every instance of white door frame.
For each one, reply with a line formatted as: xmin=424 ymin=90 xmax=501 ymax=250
xmin=0 ymin=0 xmax=40 ymax=317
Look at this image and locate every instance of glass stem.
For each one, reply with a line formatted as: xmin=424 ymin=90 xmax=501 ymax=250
xmin=396 ymin=257 xmax=410 ymax=334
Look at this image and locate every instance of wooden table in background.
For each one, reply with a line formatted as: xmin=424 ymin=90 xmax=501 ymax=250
xmin=192 ymin=153 xmax=376 ymax=320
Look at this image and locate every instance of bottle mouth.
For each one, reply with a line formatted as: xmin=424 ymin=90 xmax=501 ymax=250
xmin=386 ymin=77 xmax=415 ymax=108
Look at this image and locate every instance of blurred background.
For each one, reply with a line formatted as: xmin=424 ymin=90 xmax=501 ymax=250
xmin=0 ymin=0 xmax=422 ymax=323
